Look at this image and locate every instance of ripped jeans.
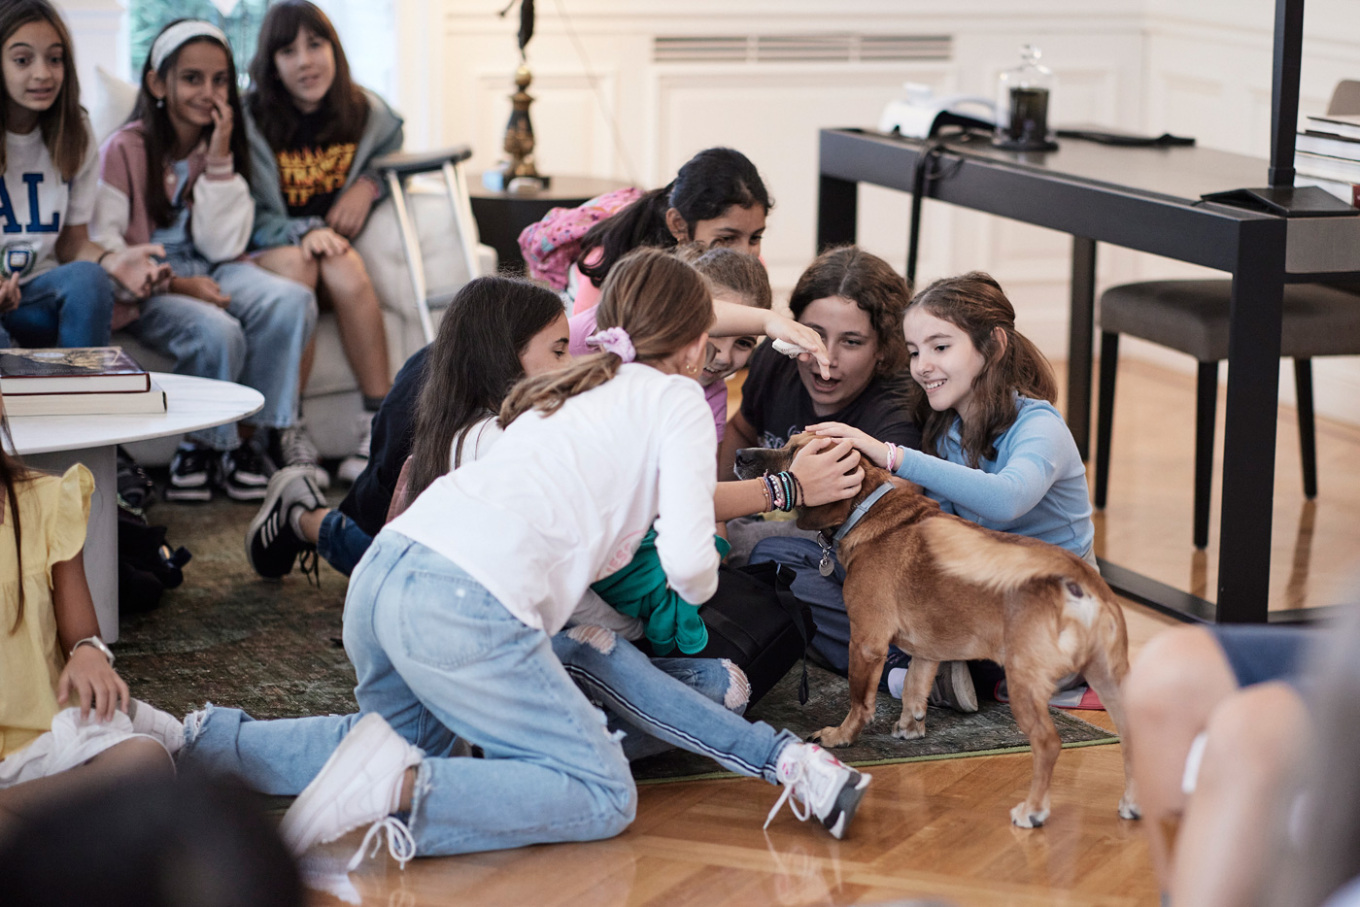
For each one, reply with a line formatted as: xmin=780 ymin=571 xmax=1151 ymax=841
xmin=179 ymin=532 xmax=795 ymax=857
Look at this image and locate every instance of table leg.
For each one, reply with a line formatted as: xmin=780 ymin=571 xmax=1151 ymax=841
xmin=1068 ymin=237 xmax=1097 ymax=460
xmin=1216 ymin=219 xmax=1287 ymax=623
xmin=817 ymin=174 xmax=859 ymax=250
xmin=27 ymin=445 xmax=119 ymax=642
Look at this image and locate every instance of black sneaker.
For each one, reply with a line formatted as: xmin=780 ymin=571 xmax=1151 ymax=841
xmin=246 ymin=465 xmax=325 ymax=578
xmin=116 ymin=446 xmax=157 ymax=509
xmin=165 ymin=444 xmax=214 ymax=502
xmin=218 ymin=439 xmax=275 ymax=502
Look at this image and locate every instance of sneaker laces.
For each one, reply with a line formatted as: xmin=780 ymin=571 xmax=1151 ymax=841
xmin=298 ymin=545 xmax=321 ymax=589
xmin=765 ymin=756 xmax=815 ymax=829
xmin=280 ymin=425 xmax=321 ymax=467
xmin=347 ymin=815 xmax=415 ymax=872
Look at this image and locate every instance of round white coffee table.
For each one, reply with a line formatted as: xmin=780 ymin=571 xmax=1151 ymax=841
xmin=7 ymin=373 xmax=263 ymax=641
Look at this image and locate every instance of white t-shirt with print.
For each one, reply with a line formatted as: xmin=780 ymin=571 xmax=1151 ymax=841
xmin=1 ymin=117 xmax=98 ymax=284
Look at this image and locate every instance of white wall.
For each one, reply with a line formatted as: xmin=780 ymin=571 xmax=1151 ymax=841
xmin=50 ymin=0 xmax=1360 ymax=424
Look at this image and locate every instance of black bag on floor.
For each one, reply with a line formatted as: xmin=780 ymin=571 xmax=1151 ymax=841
xmin=117 ymin=498 xmax=192 ymax=614
xmin=693 ymin=561 xmax=816 ymax=708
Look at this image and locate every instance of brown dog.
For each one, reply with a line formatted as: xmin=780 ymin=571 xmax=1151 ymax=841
xmin=736 ymin=433 xmax=1139 ymax=827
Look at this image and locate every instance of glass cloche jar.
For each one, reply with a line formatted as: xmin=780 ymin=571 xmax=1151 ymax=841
xmin=994 ymin=44 xmax=1058 ymax=151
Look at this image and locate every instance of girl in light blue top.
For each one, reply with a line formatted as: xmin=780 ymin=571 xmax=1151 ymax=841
xmin=813 ymin=270 xmax=1094 ymax=561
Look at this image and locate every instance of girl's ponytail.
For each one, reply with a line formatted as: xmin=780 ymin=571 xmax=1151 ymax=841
xmin=577 ymin=187 xmax=673 ymax=288
xmin=502 ymin=247 xmax=712 ymax=426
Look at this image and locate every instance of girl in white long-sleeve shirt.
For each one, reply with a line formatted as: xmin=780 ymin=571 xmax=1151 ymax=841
xmin=91 ymin=20 xmax=315 ymax=503
xmin=178 ymin=248 xmax=872 ymax=867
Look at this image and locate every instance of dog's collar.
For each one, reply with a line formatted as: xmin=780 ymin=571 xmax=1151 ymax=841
xmin=829 ymin=480 xmax=895 ymax=545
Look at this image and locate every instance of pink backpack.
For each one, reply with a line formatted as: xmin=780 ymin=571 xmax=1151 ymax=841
xmin=517 ymin=187 xmax=643 ymax=290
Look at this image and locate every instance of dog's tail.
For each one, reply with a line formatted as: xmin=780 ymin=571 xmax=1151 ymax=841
xmin=922 ymin=517 xmax=1083 ymax=589
xmin=924 ymin=516 xmax=1128 ymax=668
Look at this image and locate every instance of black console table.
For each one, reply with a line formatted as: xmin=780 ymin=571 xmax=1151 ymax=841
xmin=817 ymin=127 xmax=1360 ymax=624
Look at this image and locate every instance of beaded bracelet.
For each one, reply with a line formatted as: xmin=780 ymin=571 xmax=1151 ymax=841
xmin=759 ymin=477 xmax=773 ymax=512
xmin=884 ymin=441 xmax=899 ymax=472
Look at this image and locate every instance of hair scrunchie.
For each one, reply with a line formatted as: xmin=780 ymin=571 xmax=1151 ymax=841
xmin=586 ymin=326 xmax=636 ymax=363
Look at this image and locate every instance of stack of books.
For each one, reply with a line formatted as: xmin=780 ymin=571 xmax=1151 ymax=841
xmin=1296 ymin=113 xmax=1360 ymax=206
xmin=0 ymin=346 xmax=166 ymax=417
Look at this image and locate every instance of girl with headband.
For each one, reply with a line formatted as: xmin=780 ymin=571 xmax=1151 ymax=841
xmin=91 ymin=19 xmax=318 ymax=503
xmin=178 ymin=248 xmax=872 ymax=869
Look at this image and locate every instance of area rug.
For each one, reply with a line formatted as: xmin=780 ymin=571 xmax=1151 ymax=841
xmin=111 ymin=494 xmax=1117 ymax=778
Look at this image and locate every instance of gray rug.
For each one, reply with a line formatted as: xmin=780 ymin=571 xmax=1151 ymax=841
xmin=632 ymin=661 xmax=1116 ymax=782
xmin=111 ymin=494 xmax=1116 ymax=781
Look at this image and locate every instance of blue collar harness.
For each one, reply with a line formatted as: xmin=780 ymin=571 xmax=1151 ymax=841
xmin=814 ymin=480 xmax=896 ymax=575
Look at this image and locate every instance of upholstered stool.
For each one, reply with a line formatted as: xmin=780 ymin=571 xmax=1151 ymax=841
xmin=1095 ymin=279 xmax=1360 ymax=548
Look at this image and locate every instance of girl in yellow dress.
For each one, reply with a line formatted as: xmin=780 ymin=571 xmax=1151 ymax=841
xmin=0 ymin=400 xmax=178 ymax=821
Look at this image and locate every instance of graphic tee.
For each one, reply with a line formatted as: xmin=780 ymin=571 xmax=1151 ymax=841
xmin=275 ymin=110 xmax=356 ymax=218
xmin=1 ymin=125 xmax=98 ymax=284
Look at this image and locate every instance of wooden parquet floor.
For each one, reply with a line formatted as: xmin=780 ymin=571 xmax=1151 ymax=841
xmin=304 ymin=359 xmax=1360 ymax=906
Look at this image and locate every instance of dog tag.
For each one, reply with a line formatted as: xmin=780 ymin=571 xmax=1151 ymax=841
xmin=819 ymin=551 xmax=835 ymax=577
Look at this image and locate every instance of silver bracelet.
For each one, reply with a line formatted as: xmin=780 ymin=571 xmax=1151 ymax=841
xmin=70 ymin=636 xmax=115 ymax=668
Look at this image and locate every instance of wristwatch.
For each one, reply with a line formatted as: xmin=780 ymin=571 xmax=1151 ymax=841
xmin=70 ymin=636 xmax=115 ymax=668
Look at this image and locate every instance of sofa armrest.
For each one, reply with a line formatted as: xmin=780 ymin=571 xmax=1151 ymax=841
xmin=352 ymin=185 xmax=495 ymax=346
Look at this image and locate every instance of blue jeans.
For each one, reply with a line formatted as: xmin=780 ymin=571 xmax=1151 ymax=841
xmin=310 ymin=512 xmax=736 ymax=744
xmin=317 ymin=509 xmax=372 ymax=577
xmin=122 ymin=260 xmax=315 ymax=451
xmin=750 ymin=536 xmax=858 ymax=673
xmin=0 ymin=261 xmax=114 ymax=348
xmin=180 ymin=533 xmax=795 ymax=856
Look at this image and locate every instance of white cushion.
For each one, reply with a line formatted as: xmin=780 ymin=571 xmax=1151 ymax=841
xmin=90 ymin=66 xmax=139 ymax=145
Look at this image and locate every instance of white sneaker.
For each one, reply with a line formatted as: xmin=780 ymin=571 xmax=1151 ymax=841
xmin=128 ymin=699 xmax=184 ymax=755
xmin=279 ymin=713 xmax=422 ymax=867
xmin=336 ymin=414 xmax=373 ymax=485
xmin=765 ymin=742 xmax=871 ymax=839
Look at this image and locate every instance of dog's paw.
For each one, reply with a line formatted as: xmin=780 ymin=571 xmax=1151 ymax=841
xmin=892 ymin=717 xmax=926 ymax=740
xmin=1010 ymin=802 xmax=1050 ymax=828
xmin=1118 ymin=796 xmax=1141 ymax=820
xmin=813 ymin=725 xmax=855 ymax=748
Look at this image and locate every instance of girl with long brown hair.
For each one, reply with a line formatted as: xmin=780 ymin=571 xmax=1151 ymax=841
xmin=245 ymin=0 xmax=404 ymax=483
xmin=0 ymin=0 xmax=164 ymax=349
xmin=92 ymin=20 xmax=317 ymax=503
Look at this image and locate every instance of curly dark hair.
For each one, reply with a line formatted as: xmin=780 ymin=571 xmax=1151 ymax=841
xmin=788 ymin=245 xmax=911 ymax=378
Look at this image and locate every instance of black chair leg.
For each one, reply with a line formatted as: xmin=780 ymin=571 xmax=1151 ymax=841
xmin=1094 ymin=332 xmax=1119 ymax=509
xmin=1193 ymin=361 xmax=1219 ymax=550
xmin=1295 ymin=358 xmax=1318 ymax=499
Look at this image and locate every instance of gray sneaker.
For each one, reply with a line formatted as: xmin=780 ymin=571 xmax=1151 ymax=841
xmin=276 ymin=423 xmax=330 ymax=490
xmin=928 ymin=661 xmax=979 ymax=713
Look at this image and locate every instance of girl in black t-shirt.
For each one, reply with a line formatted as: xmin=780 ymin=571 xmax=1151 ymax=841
xmin=718 ymin=245 xmax=920 ymax=478
xmin=244 ymin=0 xmax=405 ymax=484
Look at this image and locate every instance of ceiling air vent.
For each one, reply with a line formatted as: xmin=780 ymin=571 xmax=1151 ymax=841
xmin=654 ymin=33 xmax=952 ymax=65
